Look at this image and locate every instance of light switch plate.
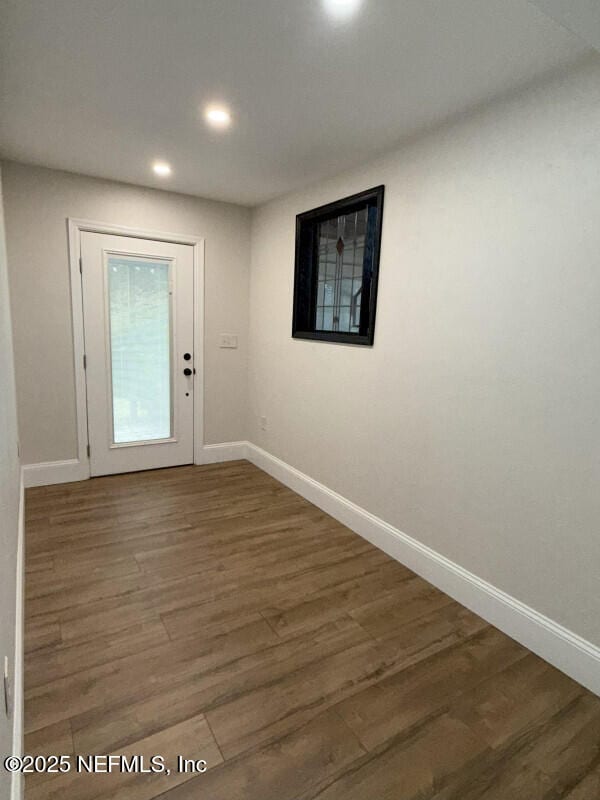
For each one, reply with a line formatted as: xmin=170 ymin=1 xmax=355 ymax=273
xmin=219 ymin=334 xmax=238 ymax=349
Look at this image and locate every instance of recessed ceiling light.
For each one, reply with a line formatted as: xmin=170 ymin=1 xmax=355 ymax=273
xmin=204 ymin=104 xmax=232 ymax=129
xmin=152 ymin=160 xmax=172 ymax=177
xmin=323 ymin=0 xmax=363 ymax=19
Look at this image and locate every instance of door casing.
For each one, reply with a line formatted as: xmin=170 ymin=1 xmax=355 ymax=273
xmin=67 ymin=218 xmax=205 ymax=481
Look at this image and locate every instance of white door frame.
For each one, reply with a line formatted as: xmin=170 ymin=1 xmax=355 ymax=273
xmin=67 ymin=218 xmax=205 ymax=480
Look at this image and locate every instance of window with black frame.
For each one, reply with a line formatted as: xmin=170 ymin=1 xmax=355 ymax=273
xmin=292 ymin=186 xmax=384 ymax=346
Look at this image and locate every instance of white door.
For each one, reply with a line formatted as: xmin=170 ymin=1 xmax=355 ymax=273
xmin=81 ymin=232 xmax=195 ymax=476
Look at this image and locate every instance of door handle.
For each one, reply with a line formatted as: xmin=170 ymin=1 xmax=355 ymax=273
xmin=183 ymin=368 xmax=192 ymax=376
xmin=183 ymin=353 xmax=192 ymax=361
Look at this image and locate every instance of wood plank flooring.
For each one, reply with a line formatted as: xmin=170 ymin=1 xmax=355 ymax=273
xmin=24 ymin=461 xmax=600 ymax=799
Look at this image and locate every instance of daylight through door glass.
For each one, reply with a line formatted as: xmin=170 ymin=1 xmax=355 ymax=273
xmin=107 ymin=255 xmax=172 ymax=444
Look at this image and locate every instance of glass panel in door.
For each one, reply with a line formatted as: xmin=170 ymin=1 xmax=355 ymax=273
xmin=107 ymin=255 xmax=172 ymax=444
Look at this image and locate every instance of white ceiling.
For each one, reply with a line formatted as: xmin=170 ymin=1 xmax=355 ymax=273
xmin=530 ymin=0 xmax=600 ymax=52
xmin=0 ymin=0 xmax=592 ymax=206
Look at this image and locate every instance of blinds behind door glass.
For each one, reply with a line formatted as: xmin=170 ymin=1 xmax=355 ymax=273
xmin=107 ymin=256 xmax=172 ymax=444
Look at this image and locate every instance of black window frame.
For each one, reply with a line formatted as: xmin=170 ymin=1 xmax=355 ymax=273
xmin=292 ymin=185 xmax=384 ymax=346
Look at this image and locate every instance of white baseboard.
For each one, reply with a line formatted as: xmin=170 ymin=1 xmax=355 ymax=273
xmin=22 ymin=458 xmax=88 ymax=488
xmin=21 ymin=443 xmax=249 ymax=487
xmin=196 ymin=441 xmax=248 ymax=465
xmin=11 ymin=475 xmax=25 ymax=800
xmin=245 ymin=442 xmax=600 ymax=697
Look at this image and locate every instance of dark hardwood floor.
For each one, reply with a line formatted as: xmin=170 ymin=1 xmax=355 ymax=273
xmin=24 ymin=461 xmax=600 ymax=799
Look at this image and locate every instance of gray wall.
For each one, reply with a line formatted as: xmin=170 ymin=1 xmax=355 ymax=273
xmin=0 ymin=167 xmax=21 ymax=796
xmin=1 ymin=162 xmax=251 ymax=464
xmin=248 ymin=56 xmax=600 ymax=647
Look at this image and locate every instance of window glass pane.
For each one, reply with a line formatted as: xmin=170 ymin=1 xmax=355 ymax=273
xmin=108 ymin=256 xmax=172 ymax=444
xmin=322 ymin=307 xmax=334 ymax=331
xmin=340 ymin=278 xmax=354 ymax=306
xmin=353 ymin=247 xmax=364 ymax=279
xmin=319 ymin=253 xmax=330 ymax=290
xmin=351 ymin=286 xmax=362 ymax=329
xmin=317 ymin=280 xmax=325 ymax=306
xmin=341 ymin=259 xmax=355 ymax=279
xmin=338 ymin=306 xmax=351 ymax=333
xmin=316 ymin=206 xmax=369 ymax=334
xmin=315 ymin=306 xmax=324 ymax=330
